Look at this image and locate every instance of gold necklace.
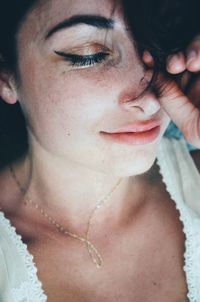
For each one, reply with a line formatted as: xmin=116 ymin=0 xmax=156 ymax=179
xmin=9 ymin=165 xmax=122 ymax=268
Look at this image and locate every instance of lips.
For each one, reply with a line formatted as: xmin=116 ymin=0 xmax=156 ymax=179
xmin=108 ymin=120 xmax=161 ymax=134
xmin=100 ymin=120 xmax=161 ymax=145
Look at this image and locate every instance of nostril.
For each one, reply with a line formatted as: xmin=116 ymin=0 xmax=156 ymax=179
xmin=119 ymin=91 xmax=161 ymax=116
xmin=122 ymin=102 xmax=144 ymax=112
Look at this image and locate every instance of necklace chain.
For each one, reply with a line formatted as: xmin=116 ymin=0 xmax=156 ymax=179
xmin=9 ymin=165 xmax=122 ymax=268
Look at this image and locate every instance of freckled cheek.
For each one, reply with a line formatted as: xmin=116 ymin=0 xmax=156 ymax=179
xmin=56 ymin=77 xmax=115 ymax=137
xmin=40 ymin=68 xmax=115 ymax=112
xmin=19 ymin=63 xmax=114 ymax=135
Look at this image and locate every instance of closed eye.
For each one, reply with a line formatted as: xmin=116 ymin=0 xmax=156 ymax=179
xmin=54 ymin=51 xmax=110 ymax=68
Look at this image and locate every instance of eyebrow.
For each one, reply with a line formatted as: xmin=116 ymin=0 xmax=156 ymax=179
xmin=45 ymin=15 xmax=114 ymax=39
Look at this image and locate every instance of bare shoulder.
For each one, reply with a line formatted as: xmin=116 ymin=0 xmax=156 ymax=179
xmin=190 ymin=150 xmax=200 ymax=173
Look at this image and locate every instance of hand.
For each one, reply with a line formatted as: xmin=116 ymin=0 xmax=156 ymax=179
xmin=143 ymin=36 xmax=200 ymax=148
xmin=166 ymin=35 xmax=200 ymax=74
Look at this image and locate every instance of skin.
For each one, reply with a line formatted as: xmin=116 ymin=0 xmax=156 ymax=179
xmin=0 ymin=0 xmax=171 ymax=224
xmin=143 ymin=38 xmax=200 ymax=148
xmin=167 ymin=35 xmax=200 ymax=73
xmin=0 ymin=0 xmax=200 ymax=301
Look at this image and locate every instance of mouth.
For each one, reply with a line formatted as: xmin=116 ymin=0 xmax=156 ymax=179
xmin=100 ymin=121 xmax=162 ymax=146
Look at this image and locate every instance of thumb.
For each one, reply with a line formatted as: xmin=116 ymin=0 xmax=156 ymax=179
xmin=156 ymin=74 xmax=200 ymax=146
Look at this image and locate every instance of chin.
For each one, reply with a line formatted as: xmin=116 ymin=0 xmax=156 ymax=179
xmin=101 ymin=137 xmax=162 ymax=177
xmin=106 ymin=152 xmax=157 ymax=178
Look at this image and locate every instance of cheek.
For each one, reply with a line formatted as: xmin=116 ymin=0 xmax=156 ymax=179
xmin=18 ymin=60 xmax=116 ymax=147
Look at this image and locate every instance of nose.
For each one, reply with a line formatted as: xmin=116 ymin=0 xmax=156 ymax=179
xmin=116 ymin=49 xmax=161 ymax=117
xmin=119 ymin=90 xmax=161 ymax=116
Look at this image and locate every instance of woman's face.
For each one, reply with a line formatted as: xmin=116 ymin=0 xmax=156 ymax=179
xmin=15 ymin=0 xmax=170 ymax=177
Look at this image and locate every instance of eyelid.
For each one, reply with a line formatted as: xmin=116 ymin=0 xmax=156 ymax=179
xmin=53 ymin=41 xmax=119 ymax=69
xmin=54 ymin=50 xmax=111 ymax=69
xmin=54 ymin=51 xmax=109 ymax=60
xmin=54 ymin=42 xmax=112 ymax=56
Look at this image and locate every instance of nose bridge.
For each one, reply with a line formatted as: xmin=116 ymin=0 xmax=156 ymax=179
xmin=119 ymin=48 xmax=145 ymax=91
xmin=115 ymin=41 xmax=151 ymax=102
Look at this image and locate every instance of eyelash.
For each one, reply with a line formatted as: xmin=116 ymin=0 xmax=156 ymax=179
xmin=54 ymin=51 xmax=109 ymax=68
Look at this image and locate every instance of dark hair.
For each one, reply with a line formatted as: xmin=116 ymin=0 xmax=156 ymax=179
xmin=0 ymin=0 xmax=200 ymax=166
xmin=0 ymin=1 xmax=36 ymax=167
xmin=0 ymin=1 xmax=36 ymax=74
xmin=123 ymin=0 xmax=200 ymax=70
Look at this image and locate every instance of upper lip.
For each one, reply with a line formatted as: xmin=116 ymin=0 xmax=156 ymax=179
xmin=103 ymin=120 xmax=161 ymax=134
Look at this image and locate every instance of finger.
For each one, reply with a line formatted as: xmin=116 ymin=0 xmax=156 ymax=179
xmin=156 ymin=75 xmax=200 ymax=147
xmin=186 ymin=35 xmax=200 ymax=72
xmin=166 ymin=52 xmax=186 ymax=74
xmin=142 ymin=51 xmax=154 ymax=67
xmin=187 ymin=76 xmax=200 ymax=109
xmin=180 ymin=71 xmax=192 ymax=91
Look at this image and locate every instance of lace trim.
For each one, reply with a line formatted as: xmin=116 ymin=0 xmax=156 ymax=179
xmin=157 ymin=138 xmax=200 ymax=302
xmin=11 ymin=281 xmax=33 ymax=302
xmin=0 ymin=211 xmax=47 ymax=302
xmin=0 ymin=137 xmax=199 ymax=302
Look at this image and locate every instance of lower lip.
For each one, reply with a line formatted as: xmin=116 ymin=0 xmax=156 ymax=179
xmin=100 ymin=126 xmax=161 ymax=146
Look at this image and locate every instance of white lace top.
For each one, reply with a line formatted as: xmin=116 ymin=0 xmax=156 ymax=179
xmin=0 ymin=137 xmax=200 ymax=302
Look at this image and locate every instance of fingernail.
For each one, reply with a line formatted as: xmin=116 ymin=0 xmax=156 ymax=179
xmin=167 ymin=54 xmax=176 ymax=69
xmin=167 ymin=54 xmax=183 ymax=72
xmin=187 ymin=50 xmax=197 ymax=64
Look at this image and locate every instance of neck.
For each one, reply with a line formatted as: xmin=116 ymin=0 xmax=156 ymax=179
xmin=13 ymin=145 xmax=154 ymax=233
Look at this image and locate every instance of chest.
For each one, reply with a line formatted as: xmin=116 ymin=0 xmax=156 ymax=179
xmin=26 ymin=198 xmax=189 ymax=302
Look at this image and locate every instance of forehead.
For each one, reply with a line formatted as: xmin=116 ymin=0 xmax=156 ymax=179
xmin=19 ymin=0 xmax=119 ymax=41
